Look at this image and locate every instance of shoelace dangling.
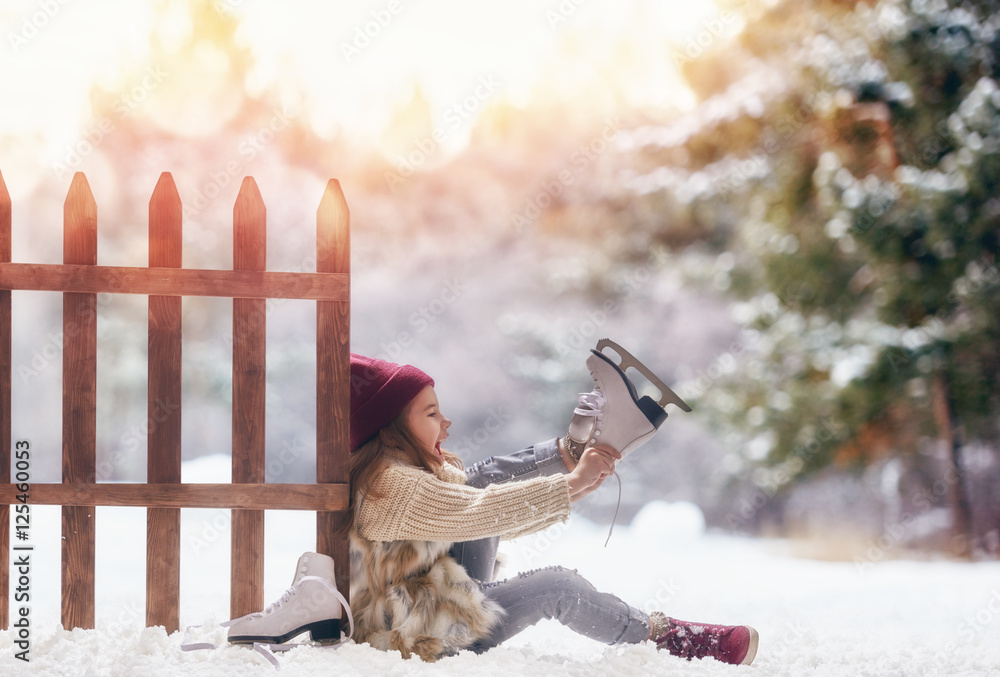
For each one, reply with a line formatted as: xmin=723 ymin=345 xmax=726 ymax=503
xmin=605 ymin=469 xmax=621 ymax=548
xmin=574 ymin=388 xmax=621 ymax=548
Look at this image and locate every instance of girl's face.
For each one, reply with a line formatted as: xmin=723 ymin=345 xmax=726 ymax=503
xmin=404 ymin=385 xmax=451 ymax=457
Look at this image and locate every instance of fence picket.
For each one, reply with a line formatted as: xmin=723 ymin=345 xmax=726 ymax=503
xmin=147 ymin=172 xmax=183 ymax=632
xmin=316 ymin=179 xmax=350 ymax=602
xmin=62 ymin=172 xmax=98 ymax=630
xmin=231 ymin=177 xmax=266 ymax=619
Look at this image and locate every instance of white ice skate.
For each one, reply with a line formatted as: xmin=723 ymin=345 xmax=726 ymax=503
xmin=182 ymin=552 xmax=353 ymax=668
xmin=567 ymin=339 xmax=691 ymax=458
xmin=227 ymin=552 xmax=348 ymax=645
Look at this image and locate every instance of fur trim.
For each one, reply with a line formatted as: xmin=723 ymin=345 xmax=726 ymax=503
xmin=349 ymin=531 xmax=504 ymax=660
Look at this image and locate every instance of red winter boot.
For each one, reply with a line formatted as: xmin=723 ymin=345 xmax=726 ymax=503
xmin=650 ymin=611 xmax=758 ymax=666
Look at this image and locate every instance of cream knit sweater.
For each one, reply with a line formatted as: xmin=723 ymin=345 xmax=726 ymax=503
xmin=356 ymin=451 xmax=572 ymax=543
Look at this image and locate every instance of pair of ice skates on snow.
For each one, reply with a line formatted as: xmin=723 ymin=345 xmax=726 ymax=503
xmin=220 ymin=339 xmax=756 ymax=666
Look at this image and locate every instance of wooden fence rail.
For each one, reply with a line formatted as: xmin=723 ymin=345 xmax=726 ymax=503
xmin=0 ymin=170 xmax=351 ymax=633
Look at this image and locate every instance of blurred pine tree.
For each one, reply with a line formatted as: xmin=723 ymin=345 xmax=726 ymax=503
xmin=621 ymin=0 xmax=1000 ymax=555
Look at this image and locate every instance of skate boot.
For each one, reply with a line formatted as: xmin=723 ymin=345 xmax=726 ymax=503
xmin=650 ymin=611 xmax=759 ymax=666
xmin=227 ymin=552 xmax=346 ymax=645
xmin=566 ymin=339 xmax=691 ymax=458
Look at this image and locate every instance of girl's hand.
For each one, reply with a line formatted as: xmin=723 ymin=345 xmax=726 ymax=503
xmin=570 ymin=472 xmax=608 ymax=502
xmin=566 ymin=445 xmax=620 ymax=501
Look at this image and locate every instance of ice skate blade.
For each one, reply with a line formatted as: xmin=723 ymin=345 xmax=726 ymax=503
xmin=595 ymin=339 xmax=692 ymax=413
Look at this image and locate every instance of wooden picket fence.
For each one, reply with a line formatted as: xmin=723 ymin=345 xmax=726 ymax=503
xmin=0 ymin=169 xmax=352 ymax=633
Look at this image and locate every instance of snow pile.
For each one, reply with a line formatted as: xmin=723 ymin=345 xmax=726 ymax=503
xmin=3 ymin=469 xmax=1000 ymax=676
xmin=630 ymin=500 xmax=706 ymax=544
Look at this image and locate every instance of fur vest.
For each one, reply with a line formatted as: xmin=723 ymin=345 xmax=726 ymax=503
xmin=348 ymin=456 xmax=505 ymax=661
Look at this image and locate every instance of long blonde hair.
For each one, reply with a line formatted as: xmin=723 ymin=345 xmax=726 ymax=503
xmin=337 ymin=412 xmax=463 ymax=538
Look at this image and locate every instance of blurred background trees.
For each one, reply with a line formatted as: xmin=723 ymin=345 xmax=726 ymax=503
xmin=613 ymin=0 xmax=1000 ymax=557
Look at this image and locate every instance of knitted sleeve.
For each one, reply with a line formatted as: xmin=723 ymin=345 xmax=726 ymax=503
xmin=357 ymin=463 xmax=572 ymax=543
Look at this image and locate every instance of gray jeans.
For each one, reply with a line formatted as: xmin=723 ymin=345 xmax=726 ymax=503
xmin=450 ymin=439 xmax=651 ymax=651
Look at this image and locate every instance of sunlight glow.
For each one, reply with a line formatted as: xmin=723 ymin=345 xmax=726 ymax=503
xmin=0 ymin=0 xmax=738 ymax=193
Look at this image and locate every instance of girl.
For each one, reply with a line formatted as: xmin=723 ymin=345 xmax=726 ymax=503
xmin=344 ymin=352 xmax=758 ymax=665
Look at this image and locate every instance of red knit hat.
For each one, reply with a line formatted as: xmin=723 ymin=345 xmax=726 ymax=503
xmin=350 ymin=353 xmax=435 ymax=452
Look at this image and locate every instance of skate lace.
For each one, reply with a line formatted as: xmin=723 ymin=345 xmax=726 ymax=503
xmin=572 ymin=386 xmax=620 ymax=548
xmin=604 ymin=470 xmax=621 ymax=548
xmin=254 ymin=587 xmax=295 ymax=618
xmin=572 ymin=378 xmax=620 ymax=549
xmin=573 ymin=390 xmax=605 ymax=422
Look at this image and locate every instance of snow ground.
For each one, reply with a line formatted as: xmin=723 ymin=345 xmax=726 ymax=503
xmin=3 ymin=455 xmax=1000 ymax=676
